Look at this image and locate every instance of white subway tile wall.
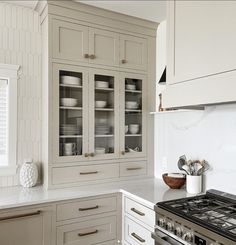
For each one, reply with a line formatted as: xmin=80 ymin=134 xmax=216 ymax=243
xmin=0 ymin=3 xmax=41 ymax=186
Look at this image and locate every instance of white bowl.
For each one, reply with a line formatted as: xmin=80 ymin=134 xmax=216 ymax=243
xmin=61 ymin=76 xmax=81 ymax=86
xmin=95 ymin=101 xmax=107 ymax=108
xmin=125 ymin=101 xmax=138 ymax=109
xmin=95 ymin=81 xmax=109 ymax=88
xmin=129 ymin=127 xmax=139 ymax=134
xmin=129 ymin=124 xmax=140 ymax=128
xmin=60 ymin=98 xmax=78 ymax=107
xmin=95 ymin=147 xmax=106 ymax=155
xmin=126 ymin=84 xmax=136 ymax=90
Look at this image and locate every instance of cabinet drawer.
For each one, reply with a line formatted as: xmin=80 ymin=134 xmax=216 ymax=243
xmin=57 ymin=196 xmax=117 ymax=221
xmin=125 ymin=197 xmax=155 ymax=228
xmin=124 ymin=216 xmax=154 ymax=245
xmin=120 ymin=161 xmax=147 ymax=177
xmin=57 ymin=216 xmax=116 ymax=245
xmin=52 ymin=164 xmax=119 ymax=185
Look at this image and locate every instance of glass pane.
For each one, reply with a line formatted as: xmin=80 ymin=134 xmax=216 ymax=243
xmin=125 ymin=78 xmax=142 ymax=153
xmin=59 ymin=70 xmax=83 ymax=157
xmin=94 ymin=74 xmax=115 ymax=156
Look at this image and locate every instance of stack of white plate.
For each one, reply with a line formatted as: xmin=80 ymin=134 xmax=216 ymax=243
xmin=60 ymin=124 xmax=81 ymax=135
xmin=125 ymin=101 xmax=139 ymax=109
xmin=95 ymin=125 xmax=110 ymax=135
xmin=95 ymin=81 xmax=109 ymax=88
xmin=61 ymin=75 xmax=82 ymax=86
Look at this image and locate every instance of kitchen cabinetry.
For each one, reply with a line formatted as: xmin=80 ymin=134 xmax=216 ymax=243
xmin=0 ymin=206 xmax=53 ymax=245
xmin=39 ymin=0 xmax=157 ymax=188
xmin=123 ymin=196 xmax=155 ymax=245
xmin=163 ymin=0 xmax=236 ymax=108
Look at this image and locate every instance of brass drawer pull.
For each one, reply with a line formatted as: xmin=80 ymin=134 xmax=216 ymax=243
xmin=121 ymin=59 xmax=127 ymax=64
xmin=131 ymin=232 xmax=145 ymax=243
xmin=89 ymin=54 xmax=96 ymax=59
xmin=127 ymin=167 xmax=142 ymax=171
xmin=78 ymin=229 xmax=98 ymax=237
xmin=84 ymin=153 xmax=89 ymax=157
xmin=79 ymin=205 xmax=99 ymax=211
xmin=0 ymin=210 xmax=41 ymax=221
xmin=131 ymin=207 xmax=145 ymax=216
xmin=80 ymin=171 xmax=98 ymax=175
xmin=90 ymin=152 xmax=95 ymax=157
xmin=84 ymin=54 xmax=89 ymax=58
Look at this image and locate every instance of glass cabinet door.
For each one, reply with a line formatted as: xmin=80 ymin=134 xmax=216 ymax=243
xmin=53 ymin=64 xmax=89 ymax=163
xmin=89 ymin=69 xmax=119 ymax=159
xmin=120 ymin=73 xmax=146 ymax=158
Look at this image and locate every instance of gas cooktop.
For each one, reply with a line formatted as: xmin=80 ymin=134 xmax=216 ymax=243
xmin=157 ymin=189 xmax=236 ymax=241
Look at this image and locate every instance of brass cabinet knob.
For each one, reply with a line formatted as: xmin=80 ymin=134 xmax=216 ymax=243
xmin=121 ymin=151 xmax=125 ymax=155
xmin=89 ymin=54 xmax=96 ymax=59
xmin=90 ymin=152 xmax=95 ymax=157
xmin=121 ymin=59 xmax=127 ymax=64
xmin=84 ymin=54 xmax=89 ymax=58
xmin=84 ymin=153 xmax=89 ymax=157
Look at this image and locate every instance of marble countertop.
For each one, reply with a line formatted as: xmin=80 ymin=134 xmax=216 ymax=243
xmin=0 ymin=178 xmax=191 ymax=210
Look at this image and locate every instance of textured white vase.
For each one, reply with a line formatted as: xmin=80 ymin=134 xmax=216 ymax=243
xmin=19 ymin=159 xmax=38 ymax=188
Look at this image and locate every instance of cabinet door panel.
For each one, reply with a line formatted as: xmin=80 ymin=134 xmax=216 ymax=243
xmin=0 ymin=207 xmax=52 ymax=245
xmin=53 ymin=19 xmax=89 ymax=63
xmin=120 ymin=34 xmax=147 ymax=71
xmin=169 ymin=1 xmax=236 ymax=84
xmin=89 ymin=28 xmax=119 ymax=67
xmin=52 ymin=63 xmax=89 ymax=163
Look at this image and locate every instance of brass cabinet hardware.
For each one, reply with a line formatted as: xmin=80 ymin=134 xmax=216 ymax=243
xmin=131 ymin=207 xmax=145 ymax=216
xmin=0 ymin=210 xmax=41 ymax=222
xmin=127 ymin=167 xmax=142 ymax=171
xmin=131 ymin=232 xmax=145 ymax=243
xmin=121 ymin=59 xmax=127 ymax=64
xmin=84 ymin=54 xmax=89 ymax=58
xmin=78 ymin=205 xmax=99 ymax=211
xmin=80 ymin=171 xmax=98 ymax=175
xmin=90 ymin=152 xmax=95 ymax=157
xmin=89 ymin=54 xmax=96 ymax=59
xmin=78 ymin=229 xmax=98 ymax=237
xmin=121 ymin=151 xmax=125 ymax=155
xmin=84 ymin=153 xmax=89 ymax=157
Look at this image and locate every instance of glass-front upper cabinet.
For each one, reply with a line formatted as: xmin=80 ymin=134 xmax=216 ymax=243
xmin=120 ymin=73 xmax=147 ymax=158
xmin=89 ymin=69 xmax=119 ymax=159
xmin=53 ymin=64 xmax=89 ymax=163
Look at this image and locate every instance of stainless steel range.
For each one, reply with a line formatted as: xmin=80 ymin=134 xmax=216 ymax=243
xmin=152 ymin=190 xmax=236 ymax=245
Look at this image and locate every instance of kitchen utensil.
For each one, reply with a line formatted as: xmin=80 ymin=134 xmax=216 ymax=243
xmin=162 ymin=173 xmax=186 ymax=189
xmin=197 ymin=160 xmax=210 ymax=175
xmin=95 ymin=100 xmax=107 ymax=108
xmin=60 ymin=98 xmax=78 ymax=107
xmin=177 ymin=155 xmax=189 ymax=175
xmin=61 ymin=75 xmax=81 ymax=86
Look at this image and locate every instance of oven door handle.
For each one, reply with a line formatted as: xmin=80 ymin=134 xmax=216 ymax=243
xmin=151 ymin=230 xmax=184 ymax=245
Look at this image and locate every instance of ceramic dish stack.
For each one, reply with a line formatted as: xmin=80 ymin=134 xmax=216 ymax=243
xmin=60 ymin=124 xmax=81 ymax=135
xmin=95 ymin=124 xmax=110 ymax=135
xmin=61 ymin=75 xmax=82 ymax=86
xmin=60 ymin=98 xmax=78 ymax=107
xmin=95 ymin=81 xmax=109 ymax=89
xmin=125 ymin=101 xmax=139 ymax=109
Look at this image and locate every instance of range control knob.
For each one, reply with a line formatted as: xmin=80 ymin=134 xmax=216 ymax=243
xmin=175 ymin=226 xmax=183 ymax=237
xmin=183 ymin=232 xmax=194 ymax=242
xmin=166 ymin=222 xmax=175 ymax=232
xmin=158 ymin=218 xmax=166 ymax=228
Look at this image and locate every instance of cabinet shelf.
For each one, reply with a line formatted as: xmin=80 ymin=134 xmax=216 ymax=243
xmin=95 ymin=108 xmax=114 ymax=111
xmin=125 ymin=90 xmax=142 ymax=94
xmin=95 ymin=134 xmax=114 ymax=138
xmin=95 ymin=88 xmax=114 ymax=92
xmin=60 ymin=135 xmax=83 ymax=138
xmin=60 ymin=106 xmax=82 ymax=110
xmin=60 ymin=84 xmax=82 ymax=89
xmin=125 ymin=134 xmax=142 ymax=137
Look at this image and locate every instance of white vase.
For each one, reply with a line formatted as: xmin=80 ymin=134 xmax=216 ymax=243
xmin=186 ymin=175 xmax=202 ymax=194
xmin=19 ymin=159 xmax=38 ymax=188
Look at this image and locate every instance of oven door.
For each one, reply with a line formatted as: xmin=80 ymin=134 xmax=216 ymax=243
xmin=151 ymin=229 xmax=184 ymax=245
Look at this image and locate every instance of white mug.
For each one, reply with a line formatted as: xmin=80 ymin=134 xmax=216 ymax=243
xmin=63 ymin=143 xmax=76 ymax=156
xmin=186 ymin=175 xmax=202 ymax=194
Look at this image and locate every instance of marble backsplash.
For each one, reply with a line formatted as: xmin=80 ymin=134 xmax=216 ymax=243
xmin=154 ymin=104 xmax=236 ymax=194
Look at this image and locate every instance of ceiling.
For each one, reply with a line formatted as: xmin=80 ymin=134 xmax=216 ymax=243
xmin=3 ymin=0 xmax=166 ymax=23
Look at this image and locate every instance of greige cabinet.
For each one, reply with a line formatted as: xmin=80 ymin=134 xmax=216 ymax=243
xmin=39 ymin=0 xmax=157 ymax=188
xmin=163 ymin=0 xmax=236 ymax=108
xmin=0 ymin=206 xmax=53 ymax=245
